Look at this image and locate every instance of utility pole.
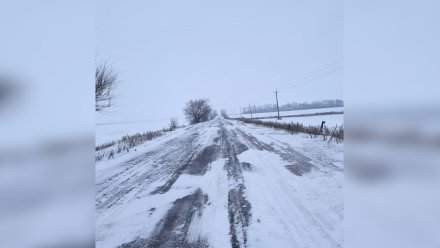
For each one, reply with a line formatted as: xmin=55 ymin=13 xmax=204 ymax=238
xmin=240 ymin=107 xmax=242 ymax=118
xmin=275 ymin=89 xmax=281 ymax=120
xmin=249 ymin=104 xmax=253 ymax=120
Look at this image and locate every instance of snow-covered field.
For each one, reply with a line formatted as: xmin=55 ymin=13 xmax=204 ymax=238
xmin=238 ymin=106 xmax=344 ymax=119
xmin=264 ymin=113 xmax=344 ymax=128
xmin=96 ymin=117 xmax=343 ymax=248
xmin=236 ymin=107 xmax=344 ymax=129
xmin=96 ymin=119 xmax=171 ymax=146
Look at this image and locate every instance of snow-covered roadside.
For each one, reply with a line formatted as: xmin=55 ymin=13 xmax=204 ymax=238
xmin=95 ymin=127 xmax=185 ymax=174
xmin=233 ymin=120 xmax=344 ymax=169
xmin=96 ymin=119 xmax=172 ymax=146
xmin=226 ymin=120 xmax=343 ymax=247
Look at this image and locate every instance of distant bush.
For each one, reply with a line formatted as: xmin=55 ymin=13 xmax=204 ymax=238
xmin=236 ymin=118 xmax=344 ymax=142
xmin=169 ymin=117 xmax=178 ymax=130
xmin=183 ymin=98 xmax=213 ymax=124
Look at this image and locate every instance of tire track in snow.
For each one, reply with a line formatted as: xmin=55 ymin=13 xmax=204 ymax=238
xmin=230 ymin=120 xmax=343 ymax=247
xmin=96 ymin=123 xmax=214 ymax=211
xmin=219 ymin=124 xmax=252 ymax=248
xmin=149 ymin=144 xmax=220 ymax=195
xmin=118 ymin=189 xmax=209 ymax=248
xmin=234 ymin=127 xmax=317 ymax=176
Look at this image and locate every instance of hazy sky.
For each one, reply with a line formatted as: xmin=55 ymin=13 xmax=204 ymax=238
xmin=96 ymin=0 xmax=342 ymax=123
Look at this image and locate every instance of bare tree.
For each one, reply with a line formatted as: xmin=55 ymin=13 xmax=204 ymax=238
xmin=183 ymin=98 xmax=212 ymax=124
xmin=96 ymin=62 xmax=119 ymax=112
xmin=169 ymin=117 xmax=178 ymax=130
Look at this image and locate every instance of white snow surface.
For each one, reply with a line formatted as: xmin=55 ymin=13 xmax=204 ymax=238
xmin=239 ymin=106 xmax=344 ymax=119
xmin=263 ymin=113 xmax=344 ymax=128
xmin=96 ymin=119 xmax=170 ymax=146
xmin=96 ymin=117 xmax=343 ymax=248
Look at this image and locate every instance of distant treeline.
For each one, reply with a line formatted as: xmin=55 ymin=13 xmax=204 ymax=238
xmin=242 ymin=99 xmax=343 ymax=114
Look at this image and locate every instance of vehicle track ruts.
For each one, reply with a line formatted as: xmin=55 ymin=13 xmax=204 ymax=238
xmin=219 ymin=123 xmax=251 ymax=248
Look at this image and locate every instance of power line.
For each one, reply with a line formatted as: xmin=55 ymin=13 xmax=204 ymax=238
xmin=236 ymin=61 xmax=342 ymax=116
xmin=280 ymin=61 xmax=342 ymax=92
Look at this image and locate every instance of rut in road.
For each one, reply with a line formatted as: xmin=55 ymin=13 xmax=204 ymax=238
xmin=96 ymin=129 xmax=201 ymax=211
xmin=219 ymin=124 xmax=251 ymax=248
xmin=97 ymin=118 xmax=344 ymax=248
xmin=119 ymin=189 xmax=210 ymax=248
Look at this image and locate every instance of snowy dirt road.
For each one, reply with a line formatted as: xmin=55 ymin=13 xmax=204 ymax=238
xmin=96 ymin=117 xmax=343 ymax=248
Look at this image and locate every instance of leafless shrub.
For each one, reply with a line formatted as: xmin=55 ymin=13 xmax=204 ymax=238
xmin=96 ymin=62 xmax=119 ymax=112
xmin=96 ymin=141 xmax=116 ymax=151
xmin=331 ymin=125 xmax=344 ymax=142
xmin=108 ymin=150 xmax=114 ymax=159
xmin=118 ymin=130 xmax=163 ymax=150
xmin=95 ymin=130 xmax=165 ymax=161
xmin=95 ymin=122 xmax=187 ymax=161
xmin=169 ymin=117 xmax=178 ymax=130
xmin=96 ymin=154 xmax=104 ymax=161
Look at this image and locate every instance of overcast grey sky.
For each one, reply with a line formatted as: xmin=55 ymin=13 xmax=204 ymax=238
xmin=96 ymin=0 xmax=342 ymax=122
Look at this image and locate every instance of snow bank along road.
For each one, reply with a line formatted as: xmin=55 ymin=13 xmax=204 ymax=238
xmin=96 ymin=117 xmax=343 ymax=248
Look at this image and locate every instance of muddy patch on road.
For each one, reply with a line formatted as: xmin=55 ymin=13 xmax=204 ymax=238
xmin=228 ymin=129 xmax=249 ymax=155
xmin=225 ymin=155 xmax=252 ymax=248
xmin=228 ymin=185 xmax=252 ymax=248
xmin=278 ymin=147 xmax=316 ymax=176
xmin=186 ymin=145 xmax=220 ymax=175
xmin=285 ymin=162 xmax=313 ymax=176
xmin=150 ymin=144 xmax=220 ymax=194
xmin=220 ymin=128 xmax=249 ymax=158
xmin=119 ymin=189 xmax=209 ymax=248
